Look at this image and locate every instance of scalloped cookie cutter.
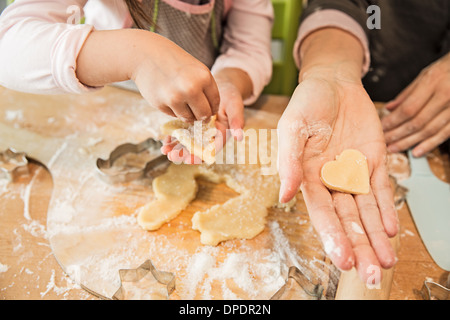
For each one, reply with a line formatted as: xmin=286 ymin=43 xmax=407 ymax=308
xmin=0 ymin=148 xmax=29 ymax=182
xmin=96 ymin=138 xmax=168 ymax=184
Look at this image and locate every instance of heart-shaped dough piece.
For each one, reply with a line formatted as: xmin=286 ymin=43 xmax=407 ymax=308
xmin=320 ymin=149 xmax=370 ymax=194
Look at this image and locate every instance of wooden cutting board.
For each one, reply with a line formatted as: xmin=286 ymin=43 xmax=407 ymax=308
xmin=0 ymin=85 xmax=397 ymax=299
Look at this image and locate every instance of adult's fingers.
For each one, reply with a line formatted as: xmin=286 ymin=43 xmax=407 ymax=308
xmin=385 ymin=93 xmax=448 ymax=147
xmin=381 ymin=80 xmax=433 ymax=132
xmin=332 ymin=192 xmax=380 ymax=283
xmin=412 ymin=109 xmax=450 ymax=156
xmin=384 ymin=76 xmax=420 ymax=111
xmin=370 ymin=162 xmax=398 ymax=237
xmin=355 ymin=191 xmax=397 ymax=269
xmin=387 ymin=106 xmax=450 ymax=155
xmin=277 ymin=116 xmax=308 ymax=203
xmin=302 ymin=182 xmax=355 ymax=271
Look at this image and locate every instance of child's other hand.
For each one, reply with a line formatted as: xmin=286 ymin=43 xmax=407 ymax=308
xmin=215 ymin=79 xmax=245 ymax=144
xmin=131 ymin=33 xmax=220 ymax=123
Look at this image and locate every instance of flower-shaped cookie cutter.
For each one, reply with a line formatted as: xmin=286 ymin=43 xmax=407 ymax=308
xmin=96 ymin=137 xmax=168 ymax=184
xmin=112 ymin=259 xmax=176 ymax=300
xmin=0 ymin=148 xmax=29 ymax=182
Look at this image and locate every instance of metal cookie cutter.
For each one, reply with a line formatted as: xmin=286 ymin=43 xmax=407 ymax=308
xmin=270 ymin=266 xmax=324 ymax=300
xmin=112 ymin=259 xmax=176 ymax=300
xmin=0 ymin=148 xmax=29 ymax=182
xmin=421 ymin=276 xmax=450 ymax=300
xmin=96 ymin=138 xmax=168 ymax=184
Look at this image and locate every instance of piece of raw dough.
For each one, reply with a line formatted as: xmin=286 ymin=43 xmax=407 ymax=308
xmin=320 ymin=149 xmax=370 ymax=195
xmin=161 ymin=116 xmax=216 ymax=164
xmin=137 ymin=161 xmax=282 ymax=245
xmin=191 ymin=164 xmax=281 ymax=245
xmin=137 ymin=164 xmax=200 ymax=230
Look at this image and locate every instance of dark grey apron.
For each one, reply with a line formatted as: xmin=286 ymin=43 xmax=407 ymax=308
xmin=139 ymin=0 xmax=225 ymax=68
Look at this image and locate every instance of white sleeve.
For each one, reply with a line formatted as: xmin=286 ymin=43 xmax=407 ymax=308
xmin=0 ymin=0 xmax=99 ymax=94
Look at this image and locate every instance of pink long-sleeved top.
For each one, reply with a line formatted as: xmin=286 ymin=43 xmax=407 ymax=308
xmin=0 ymin=0 xmax=273 ymax=105
xmin=293 ymin=9 xmax=371 ymax=76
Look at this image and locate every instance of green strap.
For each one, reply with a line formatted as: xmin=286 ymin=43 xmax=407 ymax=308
xmin=149 ymin=0 xmax=160 ymax=33
xmin=210 ymin=7 xmax=219 ymax=50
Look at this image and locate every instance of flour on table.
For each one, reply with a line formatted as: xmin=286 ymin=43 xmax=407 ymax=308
xmin=0 ymin=263 xmax=9 ymax=273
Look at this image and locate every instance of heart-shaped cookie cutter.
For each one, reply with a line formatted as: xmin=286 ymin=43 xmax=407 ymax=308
xmin=96 ymin=138 xmax=168 ymax=184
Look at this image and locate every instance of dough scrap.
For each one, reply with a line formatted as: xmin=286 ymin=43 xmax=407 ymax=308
xmin=161 ymin=116 xmax=217 ymax=164
xmin=320 ymin=149 xmax=370 ymax=195
xmin=137 ymin=161 xmax=282 ymax=245
xmin=138 ymin=128 xmax=291 ymax=245
xmin=137 ymin=164 xmax=200 ymax=230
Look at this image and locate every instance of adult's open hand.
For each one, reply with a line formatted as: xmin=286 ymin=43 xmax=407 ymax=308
xmin=277 ymin=72 xmax=398 ymax=283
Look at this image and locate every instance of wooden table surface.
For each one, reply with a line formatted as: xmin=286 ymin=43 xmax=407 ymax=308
xmin=0 ymin=86 xmax=448 ymax=300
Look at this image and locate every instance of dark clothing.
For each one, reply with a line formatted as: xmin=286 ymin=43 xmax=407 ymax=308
xmin=301 ymin=0 xmax=450 ymax=102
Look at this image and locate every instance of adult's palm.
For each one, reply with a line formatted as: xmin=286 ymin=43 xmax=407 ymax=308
xmin=277 ymin=76 xmax=398 ymax=283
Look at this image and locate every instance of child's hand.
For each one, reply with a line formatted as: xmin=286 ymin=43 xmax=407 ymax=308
xmin=161 ymin=71 xmax=248 ymax=164
xmin=131 ymin=33 xmax=220 ymax=123
xmin=215 ymin=79 xmax=245 ymax=143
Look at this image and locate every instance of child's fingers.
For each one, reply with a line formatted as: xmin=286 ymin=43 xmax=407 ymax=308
xmin=167 ymin=144 xmax=186 ymax=164
xmin=203 ymin=82 xmax=221 ymax=116
xmin=226 ymin=103 xmax=244 ymax=141
xmin=161 ymin=136 xmax=178 ymax=155
xmin=171 ymin=102 xmax=196 ymax=123
xmin=158 ymin=105 xmax=177 ymax=118
xmin=214 ymin=120 xmax=229 ymax=153
xmin=187 ymin=93 xmax=213 ymax=121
